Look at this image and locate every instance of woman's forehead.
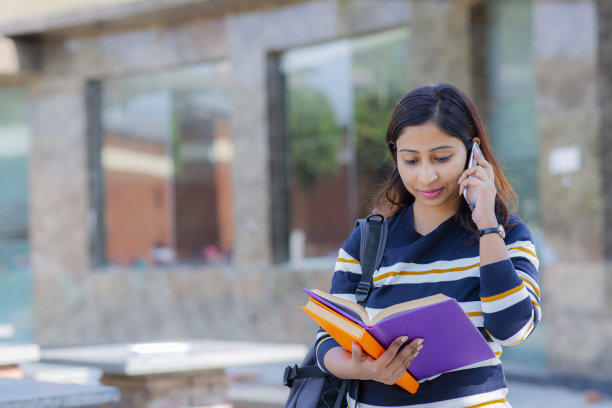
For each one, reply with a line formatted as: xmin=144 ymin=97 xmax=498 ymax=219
xmin=396 ymin=123 xmax=464 ymax=150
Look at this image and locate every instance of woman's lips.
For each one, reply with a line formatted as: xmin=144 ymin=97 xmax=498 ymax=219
xmin=420 ymin=188 xmax=443 ymax=199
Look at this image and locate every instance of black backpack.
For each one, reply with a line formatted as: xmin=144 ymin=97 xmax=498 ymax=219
xmin=283 ymin=214 xmax=389 ymax=408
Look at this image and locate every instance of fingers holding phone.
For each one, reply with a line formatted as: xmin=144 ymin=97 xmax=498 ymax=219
xmin=460 ymin=142 xmax=480 ymax=210
xmin=458 ymin=142 xmax=498 ymax=227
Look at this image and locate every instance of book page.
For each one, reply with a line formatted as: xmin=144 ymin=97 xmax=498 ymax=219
xmin=303 ymin=299 xmax=365 ymax=339
xmin=309 ymin=289 xmax=371 ymax=323
xmin=369 ymin=293 xmax=450 ymax=325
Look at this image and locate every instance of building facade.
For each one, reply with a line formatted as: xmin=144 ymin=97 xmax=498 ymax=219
xmin=0 ymin=0 xmax=610 ymax=382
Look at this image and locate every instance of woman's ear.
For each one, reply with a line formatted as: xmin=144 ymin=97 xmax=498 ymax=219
xmin=472 ymin=137 xmax=481 ymax=146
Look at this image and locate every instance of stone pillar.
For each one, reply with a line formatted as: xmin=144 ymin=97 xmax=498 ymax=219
xmin=29 ymin=77 xmax=93 ymax=345
xmin=533 ymin=0 xmax=612 ymax=379
xmin=227 ymin=12 xmax=272 ymax=266
xmin=598 ymin=0 xmax=612 ymax=260
xmin=535 ymin=0 xmax=603 ymax=262
xmin=409 ymin=0 xmax=473 ymax=93
xmin=29 ymin=77 xmax=90 ymax=274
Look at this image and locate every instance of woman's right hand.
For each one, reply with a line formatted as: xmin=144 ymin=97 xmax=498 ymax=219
xmin=348 ymin=336 xmax=423 ymax=385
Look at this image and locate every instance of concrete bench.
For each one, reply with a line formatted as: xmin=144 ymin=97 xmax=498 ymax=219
xmin=41 ymin=340 xmax=307 ymax=408
xmin=0 ymin=377 xmax=119 ymax=408
xmin=0 ymin=343 xmax=41 ymax=379
xmin=0 ymin=343 xmax=40 ymax=366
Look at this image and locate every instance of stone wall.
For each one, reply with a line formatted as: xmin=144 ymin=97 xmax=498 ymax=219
xmin=533 ymin=0 xmax=612 ymax=380
xmin=33 ymin=264 xmax=337 ymax=346
xmin=26 ymin=0 xmax=417 ymax=347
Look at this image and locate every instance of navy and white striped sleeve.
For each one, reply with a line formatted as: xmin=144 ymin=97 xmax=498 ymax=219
xmin=479 ymin=218 xmax=541 ymax=346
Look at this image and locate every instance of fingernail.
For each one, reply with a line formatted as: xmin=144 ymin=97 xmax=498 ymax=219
xmin=414 ymin=351 xmax=420 ymax=358
xmin=401 ymin=336 xmax=408 ymax=343
xmin=417 ymin=344 xmax=423 ymax=351
xmin=417 ymin=339 xmax=424 ymax=346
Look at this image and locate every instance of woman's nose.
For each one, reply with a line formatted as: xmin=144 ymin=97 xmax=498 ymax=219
xmin=418 ymin=166 xmax=438 ymax=184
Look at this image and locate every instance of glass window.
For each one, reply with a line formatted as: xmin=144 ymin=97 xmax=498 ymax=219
xmin=0 ymin=86 xmax=32 ymax=341
xmin=94 ymin=62 xmax=232 ymax=268
xmin=274 ymin=28 xmax=410 ymax=262
xmin=485 ymin=0 xmax=539 ymax=228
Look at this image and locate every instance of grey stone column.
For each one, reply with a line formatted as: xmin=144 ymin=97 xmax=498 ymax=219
xmin=598 ymin=0 xmax=612 ymax=261
xmin=409 ymin=0 xmax=473 ymax=93
xmin=533 ymin=0 xmax=612 ymax=379
xmin=227 ymin=12 xmax=272 ymax=266
xmin=29 ymin=77 xmax=90 ymax=275
xmin=28 ymin=77 xmax=94 ymax=345
xmin=534 ymin=0 xmax=603 ymax=262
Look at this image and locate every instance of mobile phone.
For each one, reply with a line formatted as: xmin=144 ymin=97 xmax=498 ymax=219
xmin=463 ymin=141 xmax=481 ymax=211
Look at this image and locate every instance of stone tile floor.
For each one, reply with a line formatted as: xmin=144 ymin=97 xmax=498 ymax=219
xmin=227 ymin=363 xmax=612 ymax=408
xmin=226 ymin=380 xmax=612 ymax=408
xmin=506 ymin=381 xmax=612 ymax=408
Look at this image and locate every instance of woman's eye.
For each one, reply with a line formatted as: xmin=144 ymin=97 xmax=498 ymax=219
xmin=404 ymin=159 xmax=418 ymax=165
xmin=435 ymin=156 xmax=451 ymax=162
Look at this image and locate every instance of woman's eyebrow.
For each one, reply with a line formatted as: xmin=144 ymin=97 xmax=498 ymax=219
xmin=398 ymin=145 xmax=456 ymax=153
xmin=431 ymin=145 xmax=456 ymax=152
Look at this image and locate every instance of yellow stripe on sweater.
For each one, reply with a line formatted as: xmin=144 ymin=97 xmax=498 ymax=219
xmin=507 ymin=315 xmax=536 ymax=346
xmin=374 ymin=262 xmax=480 ymax=282
xmin=337 ymin=258 xmax=360 ymax=265
xmin=512 ymin=245 xmax=537 ymax=259
xmin=521 ymin=277 xmax=541 ymax=298
xmin=466 ymin=398 xmax=508 ymax=408
xmin=480 ymin=284 xmax=524 ymax=303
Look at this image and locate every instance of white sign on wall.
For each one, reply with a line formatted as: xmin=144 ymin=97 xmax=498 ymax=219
xmin=548 ymin=145 xmax=581 ymax=175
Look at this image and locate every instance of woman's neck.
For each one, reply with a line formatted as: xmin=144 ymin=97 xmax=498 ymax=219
xmin=412 ymin=200 xmax=461 ymax=236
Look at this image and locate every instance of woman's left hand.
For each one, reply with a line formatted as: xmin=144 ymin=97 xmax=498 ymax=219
xmin=457 ymin=147 xmax=498 ymax=229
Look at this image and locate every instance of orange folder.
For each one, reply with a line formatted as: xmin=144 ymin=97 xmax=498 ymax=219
xmin=302 ymin=298 xmax=419 ymax=393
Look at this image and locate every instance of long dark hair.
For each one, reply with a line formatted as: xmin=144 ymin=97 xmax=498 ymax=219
xmin=373 ymin=83 xmax=517 ymax=234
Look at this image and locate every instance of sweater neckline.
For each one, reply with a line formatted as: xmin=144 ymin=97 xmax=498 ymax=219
xmin=401 ymin=205 xmax=458 ymax=242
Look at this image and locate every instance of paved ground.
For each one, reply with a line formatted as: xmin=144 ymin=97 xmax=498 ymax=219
xmin=227 ymin=379 xmax=612 ymax=408
xmin=507 ymin=380 xmax=612 ymax=408
xmin=227 ymin=363 xmax=612 ymax=408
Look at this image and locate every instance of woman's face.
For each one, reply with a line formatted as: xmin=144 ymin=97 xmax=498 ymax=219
xmin=395 ymin=122 xmax=468 ymax=213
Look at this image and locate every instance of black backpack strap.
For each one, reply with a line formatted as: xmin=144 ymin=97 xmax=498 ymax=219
xmin=283 ymin=363 xmax=326 ymax=387
xmin=334 ymin=380 xmax=348 ymax=408
xmin=355 ymin=213 xmax=388 ymax=306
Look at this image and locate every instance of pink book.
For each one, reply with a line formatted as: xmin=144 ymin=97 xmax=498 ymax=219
xmin=303 ymin=288 xmax=495 ymax=381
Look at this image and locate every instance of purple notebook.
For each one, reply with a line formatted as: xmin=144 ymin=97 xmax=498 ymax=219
xmin=303 ymin=288 xmax=495 ymax=380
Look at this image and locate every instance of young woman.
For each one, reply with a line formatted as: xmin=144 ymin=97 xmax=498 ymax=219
xmin=315 ymin=83 xmax=541 ymax=407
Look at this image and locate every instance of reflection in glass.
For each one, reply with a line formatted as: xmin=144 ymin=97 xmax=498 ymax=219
xmin=481 ymin=0 xmax=545 ymax=368
xmin=279 ymin=28 xmax=409 ymax=260
xmin=0 ymin=86 xmax=32 ymax=341
xmin=485 ymin=0 xmax=539 ymax=228
xmin=0 ymin=87 xmax=30 ymax=274
xmin=100 ymin=63 xmax=232 ymax=267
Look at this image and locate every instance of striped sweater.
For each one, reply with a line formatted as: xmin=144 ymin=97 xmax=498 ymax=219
xmin=315 ymin=206 xmax=541 ymax=408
